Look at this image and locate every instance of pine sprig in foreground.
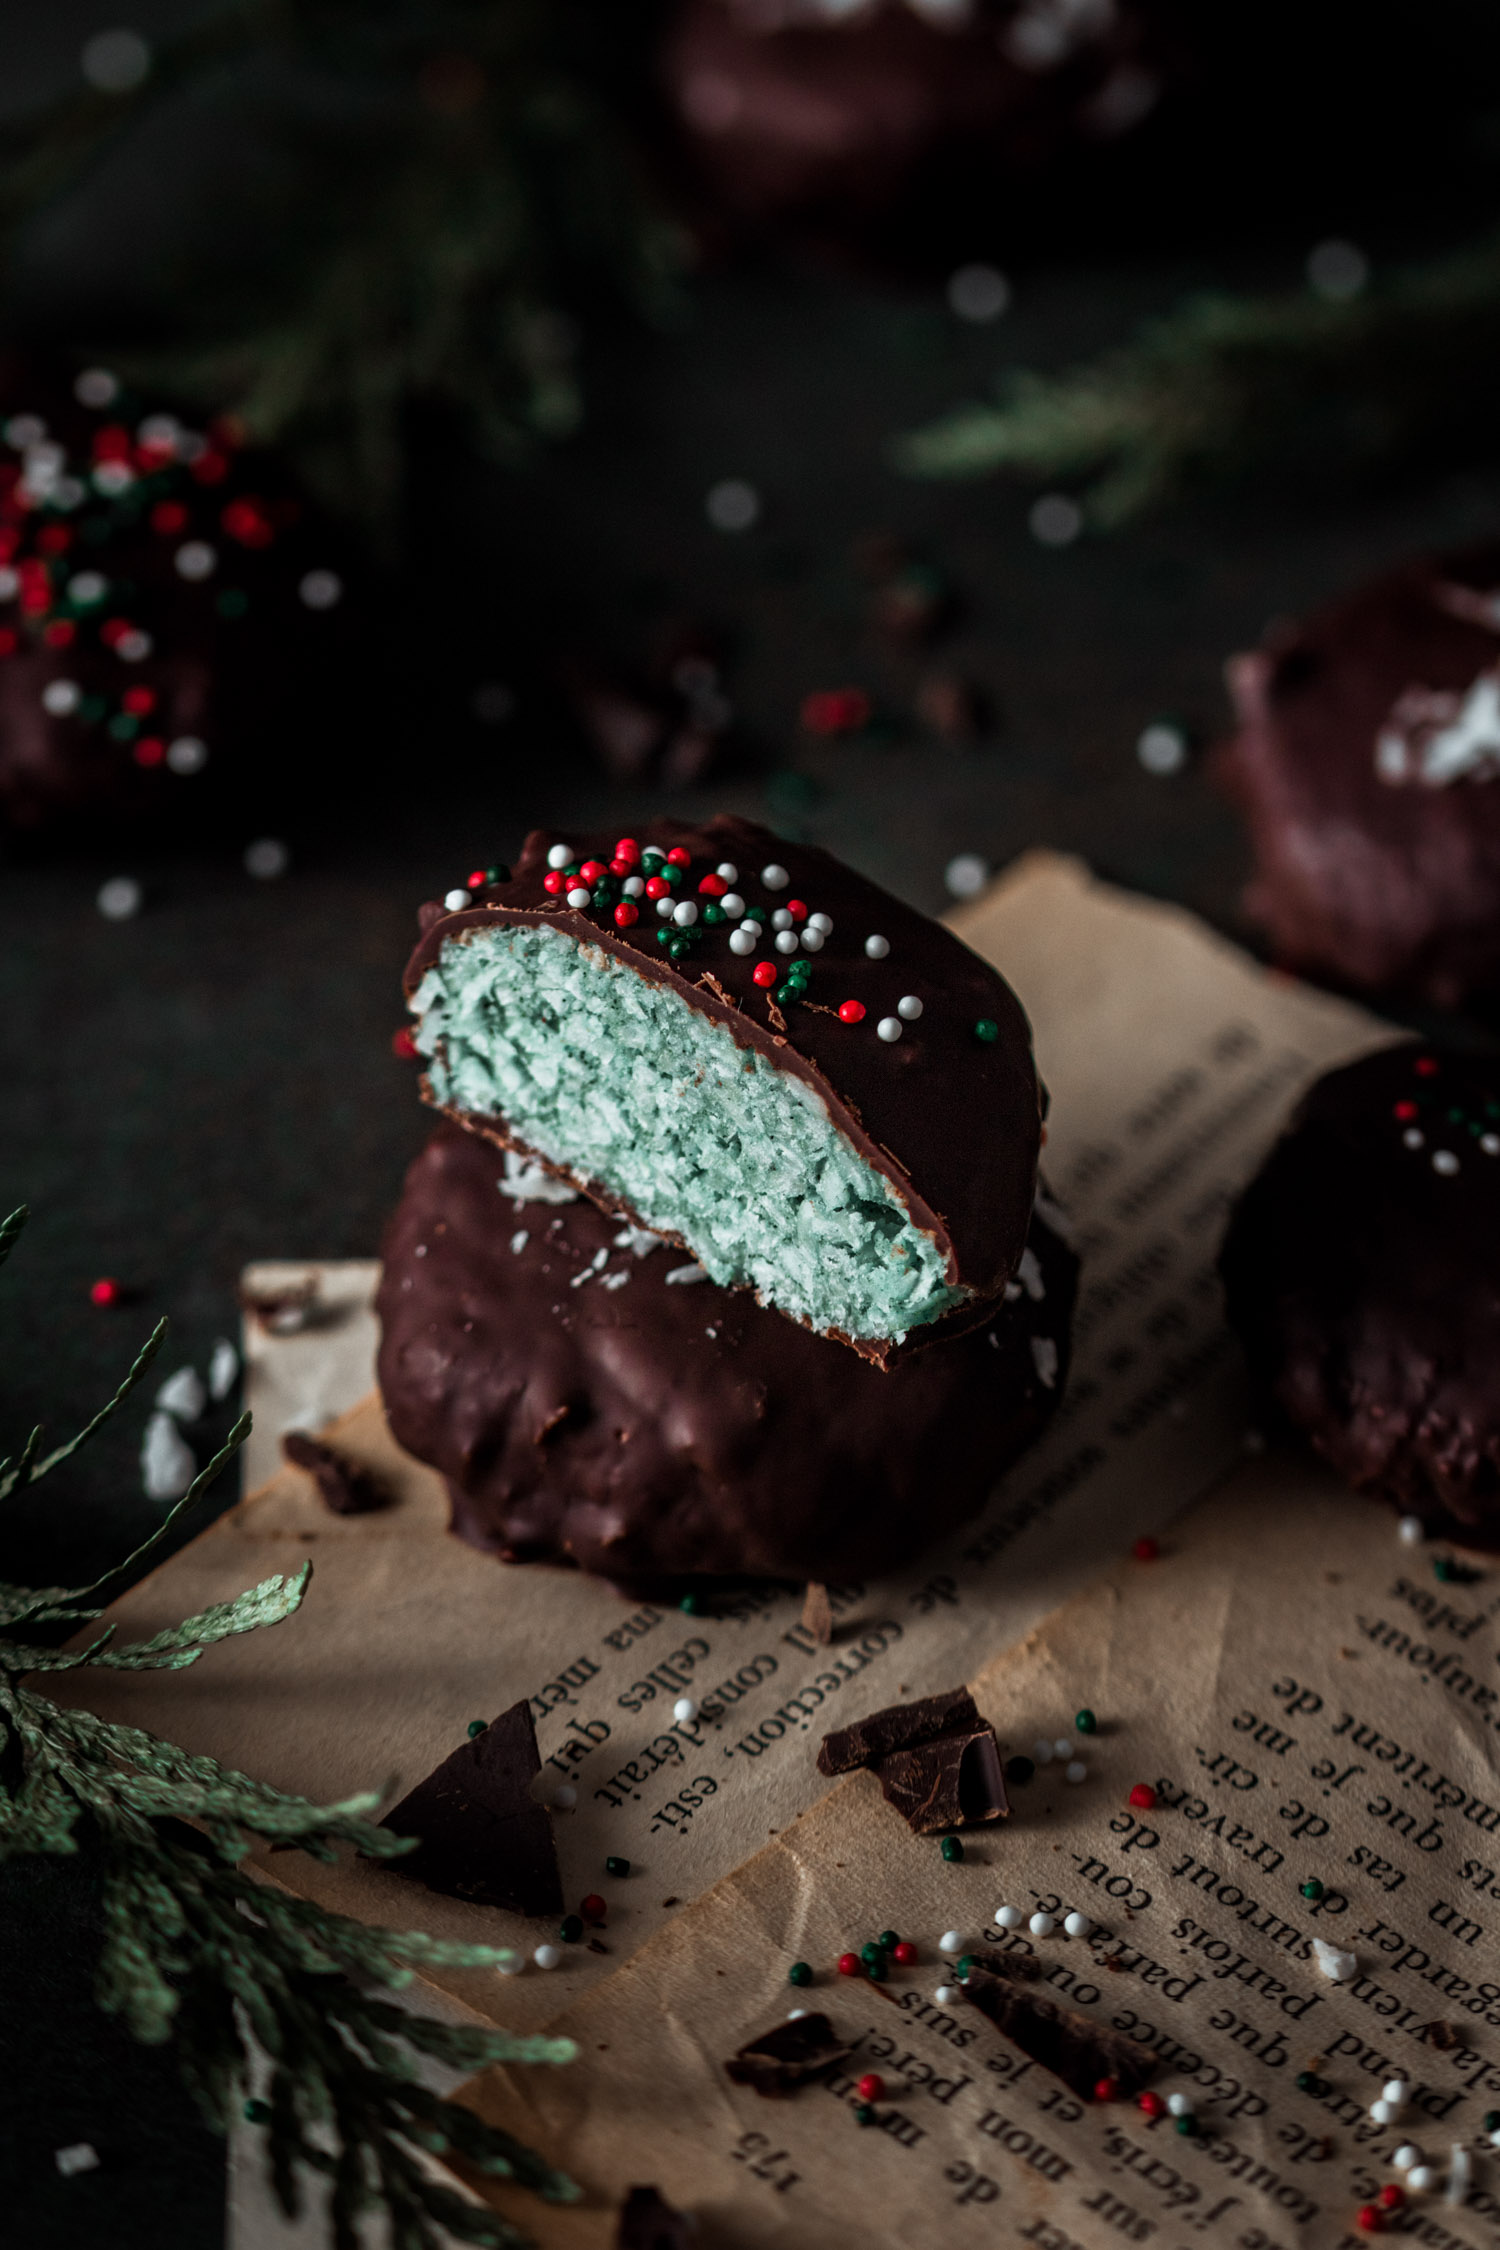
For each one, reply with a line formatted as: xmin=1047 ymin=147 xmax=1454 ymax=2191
xmin=0 ymin=1206 xmax=577 ymax=2248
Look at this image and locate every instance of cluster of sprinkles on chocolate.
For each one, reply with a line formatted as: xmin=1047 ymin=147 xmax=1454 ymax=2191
xmin=0 ymin=358 xmax=352 ymax=831
xmin=405 ymin=815 xmax=1044 ymax=1363
xmin=1386 ymin=1050 xmax=1500 ymax=1177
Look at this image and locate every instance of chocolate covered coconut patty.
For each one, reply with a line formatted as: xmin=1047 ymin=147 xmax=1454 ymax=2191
xmin=1216 ymin=543 xmax=1500 ymax=1004
xmin=1221 ymin=1043 xmax=1500 ymax=1543
xmin=404 ymin=816 xmax=1043 ymax=1367
xmin=376 ymin=1122 xmax=1077 ymax=1586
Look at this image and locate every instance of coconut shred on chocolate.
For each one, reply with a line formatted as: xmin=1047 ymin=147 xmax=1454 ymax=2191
xmin=402 ymin=816 xmax=1043 ymax=1367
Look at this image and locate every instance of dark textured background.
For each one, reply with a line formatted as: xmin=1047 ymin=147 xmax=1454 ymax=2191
xmin=5 ymin=5 xmax=1500 ymax=2244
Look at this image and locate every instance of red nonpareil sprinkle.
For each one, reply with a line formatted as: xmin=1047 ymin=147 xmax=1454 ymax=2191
xmin=1136 ymin=2091 xmax=1165 ymax=2118
xmin=543 ymin=870 xmax=565 ymax=895
xmin=665 ymin=846 xmax=691 ymax=869
xmin=42 ymin=620 xmax=74 ymax=648
xmin=856 ymin=2074 xmax=885 ymax=2103
xmin=93 ymin=424 xmax=132 ymax=462
xmin=20 ymin=584 xmax=49 ymax=616
xmin=892 ymin=1941 xmax=918 ymax=1966
xmin=122 ymin=685 xmax=157 ymax=716
xmin=645 ymin=876 xmax=671 ymax=901
xmin=837 ymin=1952 xmax=864 ymax=1979
xmin=89 ymin=1278 xmax=121 ymax=1307
xmin=100 ymin=617 xmax=131 ymax=648
xmin=391 ymin=1027 xmax=419 ymax=1060
xmin=151 ymin=499 xmax=189 ymax=535
xmin=698 ymin=872 xmax=727 ymax=897
xmin=221 ymin=496 xmax=273 ymax=548
xmin=1393 ymin=1100 xmax=1418 ymax=1121
xmin=1414 ymin=1057 xmax=1439 ymax=1077
xmin=0 ymin=628 xmax=16 ymax=657
xmin=36 ymin=523 xmax=71 ymax=555
xmin=191 ymin=450 xmax=230 ymax=485
xmin=1378 ymin=2186 xmax=1405 ymax=2211
xmin=1133 ymin=1536 xmax=1159 ymax=1561
xmin=614 ymin=902 xmax=639 ymax=928
xmin=133 ymin=739 xmax=165 ymax=767
xmin=1093 ymin=2078 xmax=1119 ymax=2103
xmin=466 ymin=869 xmax=488 ymax=889
xmin=838 ymin=1000 xmax=866 ymax=1024
xmin=786 ymin=898 xmax=808 ymax=922
xmin=579 ymin=859 xmax=608 ymax=884
xmin=1356 ymin=2210 xmax=1382 ymax=2235
xmin=614 ymin=837 xmax=641 ymax=864
xmin=753 ymin=962 xmax=777 ymax=988
xmin=580 ymin=1893 xmax=607 ymax=1924
xmin=609 ymin=858 xmax=633 ymax=878
xmin=800 ymin=686 xmax=872 ymax=736
xmin=1128 ymin=1784 xmax=1157 ymax=1810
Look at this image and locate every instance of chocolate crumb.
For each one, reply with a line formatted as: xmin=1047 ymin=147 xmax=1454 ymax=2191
xmin=725 ymin=2012 xmax=852 ymax=2098
xmin=616 ymin=2183 xmax=697 ymax=2249
xmin=962 ymin=1964 xmax=1155 ymax=2101
xmin=281 ymin=1430 xmax=387 ymax=1516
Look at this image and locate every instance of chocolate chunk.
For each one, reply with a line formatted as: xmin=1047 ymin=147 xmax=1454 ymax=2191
xmin=801 ymin=1582 xmax=834 ymax=1645
xmin=280 ymin=1430 xmax=387 ymax=1516
xmin=961 ymin=1965 xmax=1155 ymax=2102
xmin=724 ymin=2012 xmax=852 ymax=2098
xmin=617 ymin=2185 xmax=697 ymax=2250
xmin=875 ymin=1725 xmax=1009 ymax=1835
xmin=379 ymin=1700 xmax=563 ymax=1918
xmin=817 ymin=1686 xmax=981 ymax=1778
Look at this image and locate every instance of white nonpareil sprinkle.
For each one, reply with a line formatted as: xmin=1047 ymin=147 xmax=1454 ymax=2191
xmin=776 ymin=930 xmax=799 ymax=955
xmin=97 ymin=875 xmax=143 ymax=920
xmin=444 ymin=888 xmax=470 ymax=911
xmin=994 ymin=1906 xmax=1024 ymax=1930
xmin=299 ymin=568 xmax=343 ymax=610
xmin=1409 ymin=2166 xmax=1437 ymax=2193
xmin=673 ymin=900 xmax=699 ymax=927
xmin=614 ymin=1225 xmax=661 ymax=1257
xmin=808 ymin=911 xmax=833 ymax=934
xmin=1031 ymin=1738 xmax=1053 ymax=1764
xmin=43 ymin=678 xmax=81 ymax=716
xmin=772 ymin=907 xmax=794 ymax=930
xmin=947 ymin=263 xmax=1011 ymax=323
xmin=510 ymin=1228 xmax=529 ymax=1255
xmin=566 ymin=886 xmax=591 ymax=909
xmin=944 ymin=853 xmax=989 ymax=900
xmin=665 ymin=1263 xmax=708 ymax=1285
xmin=1052 ymin=1737 xmax=1072 ymax=1759
xmin=934 ymin=1984 xmax=958 ymax=2004
xmin=1029 ymin=1912 xmax=1055 ymax=1937
xmin=938 ymin=1930 xmax=966 ymax=1955
xmin=623 ymin=875 xmax=645 ymax=898
xmin=0 ymin=567 xmax=16 ymax=601
xmin=1307 ymin=237 xmax=1369 ymax=302
xmin=207 ymin=1337 xmax=239 ymax=1400
xmin=1403 ymin=1128 xmax=1424 ymax=1149
xmin=156 ymin=1365 xmax=206 ymax=1422
xmin=877 ymin=1017 xmax=903 ymax=1043
xmin=1447 ymin=2144 xmax=1472 ymax=2207
xmin=721 ymin=891 xmax=745 ymax=917
xmin=1031 ymin=1335 xmax=1059 ymax=1388
xmin=67 ymin=571 xmax=106 ymax=605
xmin=54 ymin=2143 xmax=100 ymax=2178
xmin=245 ymin=838 xmax=290 ymax=880
xmin=142 ymin=1411 xmax=195 ymax=1502
xmin=1030 ymin=493 xmax=1083 ymax=548
xmin=532 ymin=1944 xmax=562 ymax=1970
xmin=1370 ymin=2099 xmax=1396 ymax=2125
xmin=174 ymin=540 xmax=216 ymax=581
xmin=4 ymin=412 xmax=45 ymax=447
xmin=761 ymin=863 xmax=789 ymax=890
xmin=1392 ymin=2144 xmax=1420 ymax=2171
xmin=673 ymin=1697 xmax=698 ymax=1723
xmin=728 ymin=924 xmax=758 ymax=956
xmin=1382 ymin=2079 xmax=1409 ymax=2106
xmin=550 ymin=1784 xmax=577 ymax=1809
xmin=1064 ymin=1912 xmax=1092 ymax=1938
xmin=864 ymin=933 xmax=890 ymax=959
xmin=495 ymin=1952 xmax=523 ymax=1976
xmin=501 ymin=1150 xmax=576 ymax=1204
xmin=657 ymin=896 xmax=676 ymax=920
xmin=705 ymin=478 xmax=760 ymax=533
xmin=1312 ymin=1938 xmax=1357 ymax=1983
xmin=1137 ymin=720 xmax=1188 ymax=776
xmin=1432 ymin=1150 xmax=1460 ymax=1176
xmin=600 ymin=1268 xmax=630 ymax=1292
xmin=1064 ymin=1760 xmax=1087 ymax=1784
xmin=116 ymin=628 xmax=152 ymax=661
xmin=76 ymin=368 xmax=120 ymax=407
xmin=1166 ymin=2093 xmax=1194 ymax=2118
xmin=787 ymin=2006 xmax=808 ymax=2019
xmin=1483 ymin=1134 xmax=1500 ymax=1156
xmin=897 ymin=995 xmax=923 ymax=1020
xmin=167 ymin=736 xmax=208 ymax=775
xmin=799 ymin=927 xmax=824 ymax=952
xmin=547 ymin=843 xmax=572 ymax=868
xmin=94 ymin=459 xmax=134 ymax=495
xmin=716 ymin=862 xmax=739 ymax=883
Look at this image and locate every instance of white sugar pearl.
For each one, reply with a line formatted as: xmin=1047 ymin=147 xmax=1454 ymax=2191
xmin=3 ymin=413 xmax=44 ymax=446
xmin=721 ymin=892 xmax=745 ymax=916
xmin=673 ymin=900 xmax=698 ymax=926
xmin=864 ymin=933 xmax=890 ymax=959
xmin=706 ymin=478 xmax=760 ymax=533
xmin=547 ymin=843 xmax=572 ymax=868
xmin=995 ymin=1906 xmax=1024 ymax=1930
xmin=567 ymin=886 xmax=592 ymax=909
xmin=1053 ymin=1739 xmax=1072 ymax=1759
xmin=1482 ymin=1133 xmax=1500 ymax=1155
xmin=551 ymin=1784 xmax=577 ymax=1809
xmin=1392 ymin=2145 xmax=1420 ymax=2171
xmin=877 ymin=1017 xmax=902 ymax=1042
xmin=97 ymin=875 xmax=142 ymax=920
xmin=776 ymin=930 xmax=799 ymax=955
xmin=799 ymin=927 xmax=824 ymax=952
xmin=673 ymin=1696 xmax=698 ymax=1723
xmin=772 ymin=908 xmax=793 ymax=929
xmin=1403 ymin=1128 xmax=1424 ymax=1149
xmin=117 ymin=628 xmax=152 ymax=661
xmin=245 ymin=838 xmax=290 ymax=880
xmin=897 ymin=995 xmax=923 ymax=1020
xmin=52 ymin=476 xmax=85 ymax=510
xmin=1064 ymin=1912 xmax=1092 ymax=1938
xmin=716 ymin=862 xmax=738 ymax=883
xmin=1382 ymin=2079 xmax=1409 ymax=2106
xmin=1029 ymin=1912 xmax=1055 ymax=1938
xmin=495 ymin=1953 xmax=523 ymax=1976
xmin=622 ymin=875 xmax=644 ymax=897
xmin=299 ymin=568 xmax=343 ymax=609
xmin=75 ymin=368 xmax=120 ymax=407
xmin=1489 ymin=2128 xmax=1500 ymax=2149
xmin=938 ymin=1930 xmax=965 ymax=1955
xmin=1432 ymin=1150 xmax=1459 ymax=1176
xmin=42 ymin=679 xmax=81 ymax=716
xmin=657 ymin=895 xmax=676 ymax=919
xmin=1371 ymin=2100 xmax=1396 ymax=2125
xmin=1409 ymin=2166 xmax=1436 ymax=2193
xmin=729 ymin=926 xmax=758 ymax=955
xmin=947 ymin=263 xmax=1011 ymax=323
xmin=1030 ymin=493 xmax=1083 ymax=547
xmin=761 ymin=863 xmax=789 ymax=889
xmin=1031 ymin=1739 xmax=1053 ymax=1764
xmin=944 ymin=853 xmax=990 ymax=900
xmin=1137 ymin=720 xmax=1188 ymax=776
xmin=1167 ymin=2093 xmax=1194 ymax=2118
xmin=787 ymin=2006 xmax=808 ymax=2019
xmin=93 ymin=459 xmax=134 ymax=495
xmin=163 ymin=735 xmax=207 ymax=777
xmin=808 ymin=912 xmax=833 ymax=934
xmin=532 ymin=1944 xmax=562 ymax=1970
xmin=1064 ymin=1760 xmax=1087 ymax=1784
xmin=444 ymin=888 xmax=470 ymax=910
xmin=934 ymin=1984 xmax=958 ymax=2004
xmin=174 ymin=540 xmax=216 ymax=581
xmin=0 ymin=567 xmax=16 ymax=600
xmin=67 ymin=571 xmax=105 ymax=604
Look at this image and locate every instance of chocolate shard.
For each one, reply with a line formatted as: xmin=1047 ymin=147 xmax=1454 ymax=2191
xmin=617 ymin=2184 xmax=697 ymax=2249
xmin=724 ymin=2011 xmax=853 ymax=2098
xmin=961 ymin=1965 xmax=1156 ymax=2102
xmin=816 ymin=1685 xmax=980 ymax=1777
xmin=379 ymin=1700 xmax=563 ymax=1918
xmin=801 ymin=1582 xmax=834 ymax=1645
xmin=281 ymin=1430 xmax=387 ymax=1516
xmin=875 ymin=1724 xmax=1009 ymax=1835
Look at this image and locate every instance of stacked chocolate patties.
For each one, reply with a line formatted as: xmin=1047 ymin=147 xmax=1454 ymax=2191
xmin=376 ymin=814 xmax=1077 ymax=1588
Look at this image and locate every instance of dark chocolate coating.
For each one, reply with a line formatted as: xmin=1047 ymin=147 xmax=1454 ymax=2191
xmin=1220 ymin=1042 xmax=1500 ymax=1544
xmin=661 ymin=0 xmax=1172 ymax=237
xmin=0 ymin=356 xmax=362 ymax=837
xmin=376 ymin=1120 xmax=1076 ymax=1586
xmin=1215 ymin=543 xmax=1500 ymax=1004
xmin=405 ymin=814 xmax=1044 ymax=1363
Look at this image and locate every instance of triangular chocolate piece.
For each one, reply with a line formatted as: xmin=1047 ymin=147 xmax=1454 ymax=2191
xmin=380 ymin=1699 xmax=563 ymax=1917
xmin=724 ymin=2011 xmax=853 ymax=2097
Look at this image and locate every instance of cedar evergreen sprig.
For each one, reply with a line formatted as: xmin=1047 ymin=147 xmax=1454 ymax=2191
xmin=0 ymin=0 xmax=679 ymax=529
xmin=0 ymin=1204 xmax=578 ymax=2249
xmin=893 ymin=226 xmax=1500 ymax=526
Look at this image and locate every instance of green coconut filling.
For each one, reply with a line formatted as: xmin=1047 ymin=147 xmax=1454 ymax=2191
xmin=412 ymin=920 xmax=967 ymax=1343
